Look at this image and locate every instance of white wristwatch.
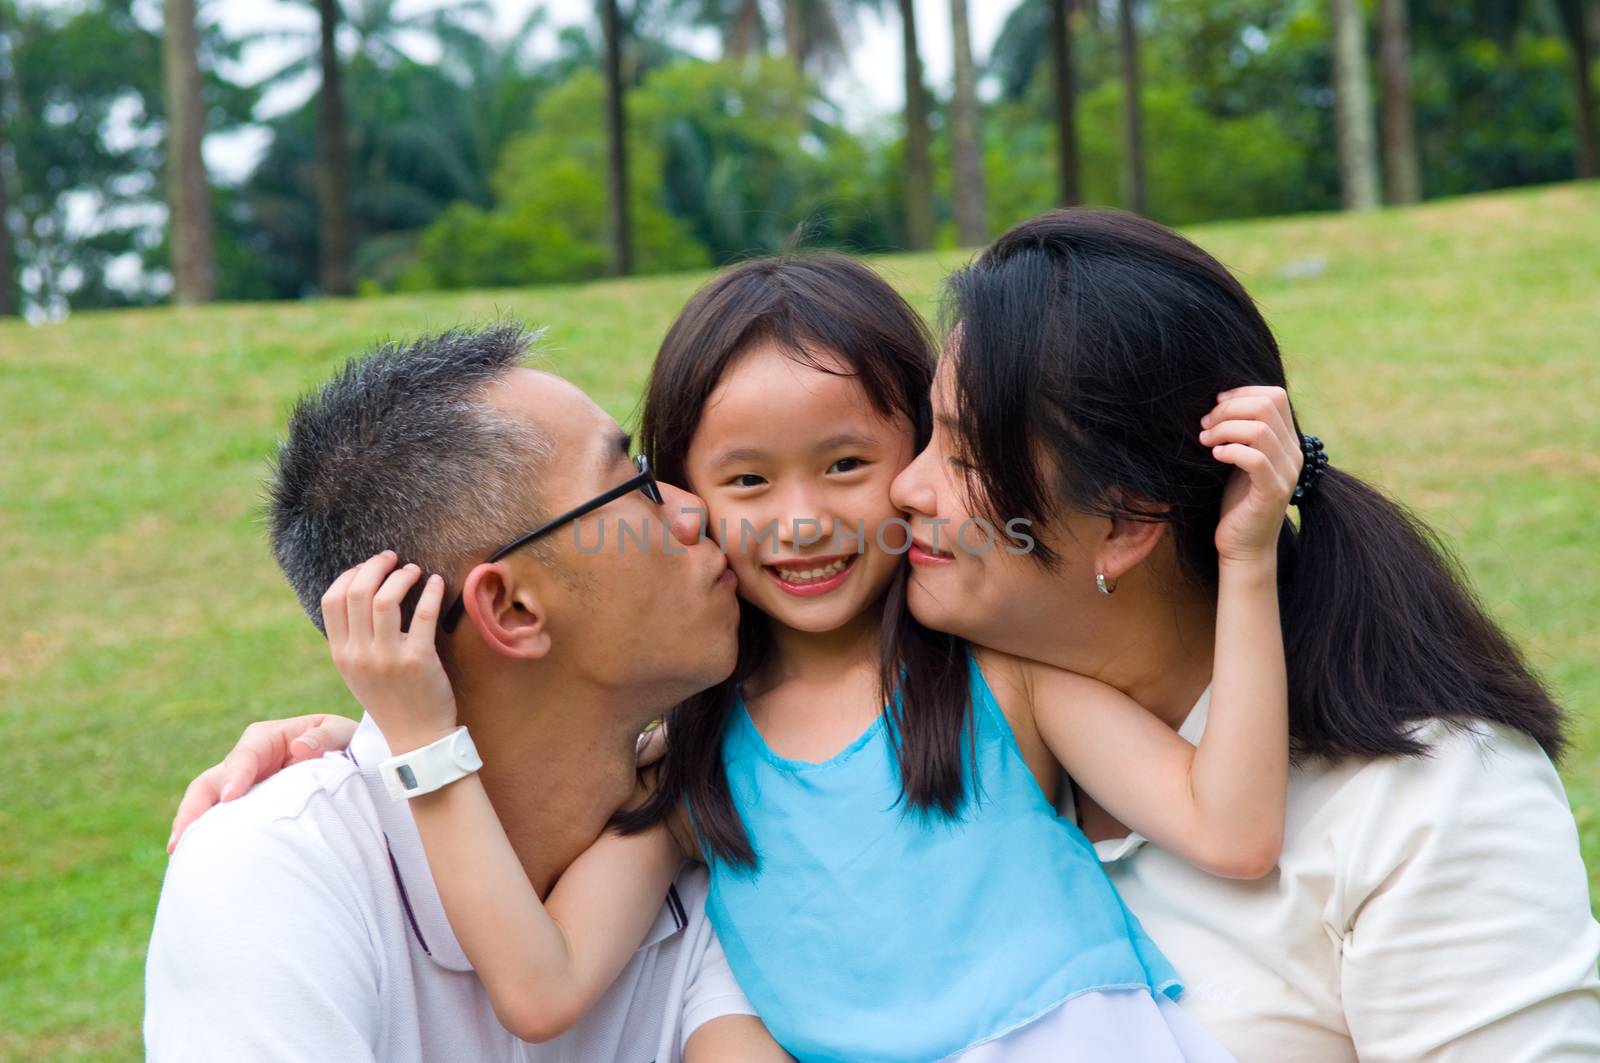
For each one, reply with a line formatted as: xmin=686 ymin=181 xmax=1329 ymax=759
xmin=379 ymin=726 xmax=483 ymax=801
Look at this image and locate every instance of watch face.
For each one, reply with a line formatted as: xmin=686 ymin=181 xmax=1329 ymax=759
xmin=397 ymin=764 xmax=419 ymax=791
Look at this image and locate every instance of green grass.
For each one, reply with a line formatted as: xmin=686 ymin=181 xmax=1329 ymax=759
xmin=2 ymin=182 xmax=1597 ymax=1061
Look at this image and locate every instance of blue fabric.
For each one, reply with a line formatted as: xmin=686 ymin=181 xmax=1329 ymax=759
xmin=705 ymin=656 xmax=1183 ymax=1063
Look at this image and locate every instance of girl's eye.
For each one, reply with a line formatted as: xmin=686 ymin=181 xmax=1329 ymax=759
xmin=827 ymin=457 xmax=866 ymax=474
xmin=728 ymin=473 xmax=766 ymax=488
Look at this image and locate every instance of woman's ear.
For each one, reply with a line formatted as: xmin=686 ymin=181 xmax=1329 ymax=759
xmin=1094 ymin=493 xmax=1171 ymax=583
xmin=461 ymin=562 xmax=554 ymax=660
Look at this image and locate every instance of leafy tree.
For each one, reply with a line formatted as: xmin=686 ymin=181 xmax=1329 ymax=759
xmin=406 ymin=69 xmax=709 ymax=289
xmin=3 ymin=0 xmax=250 ymax=315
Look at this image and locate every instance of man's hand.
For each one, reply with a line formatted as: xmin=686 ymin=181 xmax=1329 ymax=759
xmin=322 ymin=551 xmax=458 ymax=754
xmin=167 ymin=714 xmax=359 ymax=852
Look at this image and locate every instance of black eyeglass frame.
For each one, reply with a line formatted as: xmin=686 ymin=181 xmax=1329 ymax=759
xmin=440 ymin=453 xmax=662 ymax=633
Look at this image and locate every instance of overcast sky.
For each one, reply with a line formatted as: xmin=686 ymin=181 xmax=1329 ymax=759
xmin=194 ymin=0 xmax=1016 ymax=179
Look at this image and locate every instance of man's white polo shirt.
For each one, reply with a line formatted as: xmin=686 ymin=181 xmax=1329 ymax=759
xmin=146 ymin=717 xmax=757 ymax=1062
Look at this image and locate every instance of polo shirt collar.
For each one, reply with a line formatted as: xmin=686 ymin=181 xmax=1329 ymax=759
xmin=345 ymin=715 xmax=687 ymax=973
xmin=1080 ymin=686 xmax=1211 ymax=864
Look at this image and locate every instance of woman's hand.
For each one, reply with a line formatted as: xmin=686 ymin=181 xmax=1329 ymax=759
xmin=323 ymin=551 xmax=458 ymax=755
xmin=167 ymin=713 xmax=358 ymax=853
xmin=1200 ymin=386 xmax=1304 ymax=565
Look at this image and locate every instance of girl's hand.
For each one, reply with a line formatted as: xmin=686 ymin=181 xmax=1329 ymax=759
xmin=322 ymin=551 xmax=458 ymax=753
xmin=1199 ymin=386 xmax=1303 ymax=565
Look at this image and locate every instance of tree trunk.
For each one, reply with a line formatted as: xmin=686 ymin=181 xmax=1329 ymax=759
xmin=601 ymin=0 xmax=632 ymax=275
xmin=899 ymin=0 xmax=933 ymax=250
xmin=949 ymin=0 xmax=986 ymax=245
xmin=315 ymin=0 xmax=353 ymax=295
xmin=0 ymin=72 xmax=15 ymax=317
xmin=1049 ymin=0 xmax=1080 ymax=206
xmin=162 ymin=0 xmax=216 ymax=304
xmin=727 ymin=0 xmax=762 ymax=58
xmin=1377 ymin=0 xmax=1421 ymax=203
xmin=1556 ymin=0 xmax=1598 ymax=178
xmin=784 ymin=0 xmax=805 ymax=67
xmin=1329 ymin=0 xmax=1380 ymax=210
xmin=1116 ymin=0 xmax=1146 ymax=215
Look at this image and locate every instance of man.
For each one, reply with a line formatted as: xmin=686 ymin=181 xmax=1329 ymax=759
xmin=145 ymin=326 xmax=780 ymax=1061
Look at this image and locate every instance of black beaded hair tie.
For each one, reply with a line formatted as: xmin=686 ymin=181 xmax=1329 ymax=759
xmin=1293 ymin=434 xmax=1329 ymax=504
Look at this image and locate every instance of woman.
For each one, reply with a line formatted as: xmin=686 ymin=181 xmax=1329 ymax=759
xmin=171 ymin=210 xmax=1600 ymax=1061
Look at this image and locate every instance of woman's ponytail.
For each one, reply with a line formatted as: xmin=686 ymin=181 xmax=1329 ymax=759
xmin=1281 ymin=466 xmax=1565 ymax=761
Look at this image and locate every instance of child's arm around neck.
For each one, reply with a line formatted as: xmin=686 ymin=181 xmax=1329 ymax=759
xmin=1010 ymin=388 xmax=1300 ymax=880
xmin=405 ymin=771 xmax=689 ymax=1040
xmin=315 ymin=554 xmax=713 ymax=1046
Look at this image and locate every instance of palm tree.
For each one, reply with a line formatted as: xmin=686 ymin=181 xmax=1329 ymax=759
xmin=1555 ymin=0 xmax=1597 ymax=177
xmin=1377 ymin=0 xmax=1421 ymax=203
xmin=1329 ymin=0 xmax=1380 ymax=210
xmin=1470 ymin=0 xmax=1596 ymax=180
xmin=0 ymin=8 xmax=15 ymax=318
xmin=601 ymin=0 xmax=631 ymax=275
xmin=314 ymin=0 xmax=352 ymax=294
xmin=729 ymin=0 xmax=765 ymax=57
xmin=1050 ymin=0 xmax=1080 ymax=206
xmin=161 ymin=0 xmax=216 ymax=303
xmin=1116 ymin=0 xmax=1146 ymax=215
xmin=249 ymin=0 xmax=491 ymax=296
xmin=949 ymin=0 xmax=986 ymax=244
xmin=782 ymin=0 xmax=856 ymax=70
xmin=899 ymin=0 xmax=933 ymax=249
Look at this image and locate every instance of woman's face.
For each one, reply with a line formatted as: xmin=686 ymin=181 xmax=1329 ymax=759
xmin=890 ymin=356 xmax=1106 ymax=661
xmin=683 ymin=341 xmax=916 ymax=637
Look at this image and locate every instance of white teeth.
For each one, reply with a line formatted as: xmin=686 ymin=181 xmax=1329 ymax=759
xmin=772 ymin=557 xmax=851 ymax=582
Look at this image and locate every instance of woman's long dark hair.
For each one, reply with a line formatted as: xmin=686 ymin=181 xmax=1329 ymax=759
xmin=614 ymin=254 xmax=971 ymax=868
xmin=947 ymin=208 xmax=1564 ymax=762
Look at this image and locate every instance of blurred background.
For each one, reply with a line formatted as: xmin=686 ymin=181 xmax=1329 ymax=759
xmin=0 ymin=0 xmax=1598 ymax=314
xmin=0 ymin=2 xmax=1597 ymax=1061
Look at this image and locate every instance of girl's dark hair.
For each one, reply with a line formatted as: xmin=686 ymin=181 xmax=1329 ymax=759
xmin=614 ymin=254 xmax=971 ymax=867
xmin=947 ymin=208 xmax=1564 ymax=763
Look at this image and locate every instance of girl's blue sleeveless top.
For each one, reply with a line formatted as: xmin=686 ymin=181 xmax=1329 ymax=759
xmin=704 ymin=656 xmax=1182 ymax=1063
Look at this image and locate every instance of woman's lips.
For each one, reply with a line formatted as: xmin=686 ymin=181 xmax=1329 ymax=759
xmin=907 ymin=541 xmax=955 ymax=567
xmin=763 ymin=554 xmax=859 ymax=597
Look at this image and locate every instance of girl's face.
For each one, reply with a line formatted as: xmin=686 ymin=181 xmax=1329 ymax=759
xmin=683 ymin=341 xmax=916 ymax=636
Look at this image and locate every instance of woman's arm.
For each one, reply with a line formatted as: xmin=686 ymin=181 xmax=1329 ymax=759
xmin=322 ymin=551 xmax=690 ymax=1042
xmin=1025 ymin=387 xmax=1300 ymax=879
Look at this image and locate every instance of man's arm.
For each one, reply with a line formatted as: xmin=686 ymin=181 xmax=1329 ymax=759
xmin=145 ymin=811 xmax=381 ymax=1061
xmin=1338 ymin=721 xmax=1600 ymax=1062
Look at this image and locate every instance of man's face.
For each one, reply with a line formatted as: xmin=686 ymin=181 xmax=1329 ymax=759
xmin=479 ymin=369 xmax=740 ymax=705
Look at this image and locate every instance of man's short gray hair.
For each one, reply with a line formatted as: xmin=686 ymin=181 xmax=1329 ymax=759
xmin=268 ymin=324 xmax=553 ymax=634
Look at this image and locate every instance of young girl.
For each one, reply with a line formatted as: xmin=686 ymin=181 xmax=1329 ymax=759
xmin=287 ymin=255 xmax=1298 ymax=1062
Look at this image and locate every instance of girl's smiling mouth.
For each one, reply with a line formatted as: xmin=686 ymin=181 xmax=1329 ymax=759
xmin=763 ymin=553 xmax=860 ymax=597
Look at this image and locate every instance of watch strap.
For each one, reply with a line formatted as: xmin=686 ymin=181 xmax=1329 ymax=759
xmin=379 ymin=726 xmax=483 ymax=801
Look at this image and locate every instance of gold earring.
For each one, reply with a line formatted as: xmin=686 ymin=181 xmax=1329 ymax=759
xmin=1095 ymin=573 xmax=1117 ymax=596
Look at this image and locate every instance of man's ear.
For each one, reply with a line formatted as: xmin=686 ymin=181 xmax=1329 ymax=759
xmin=460 ymin=562 xmax=553 ymax=660
xmin=1095 ymin=495 xmax=1171 ymax=584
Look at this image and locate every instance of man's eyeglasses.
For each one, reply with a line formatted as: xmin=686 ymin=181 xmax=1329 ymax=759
xmin=440 ymin=454 xmax=663 ymax=634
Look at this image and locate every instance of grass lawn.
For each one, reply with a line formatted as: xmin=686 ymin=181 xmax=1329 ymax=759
xmin=2 ymin=181 xmax=1597 ymax=1061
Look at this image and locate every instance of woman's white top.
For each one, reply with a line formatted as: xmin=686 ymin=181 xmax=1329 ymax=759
xmin=1062 ymin=690 xmax=1600 ymax=1062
